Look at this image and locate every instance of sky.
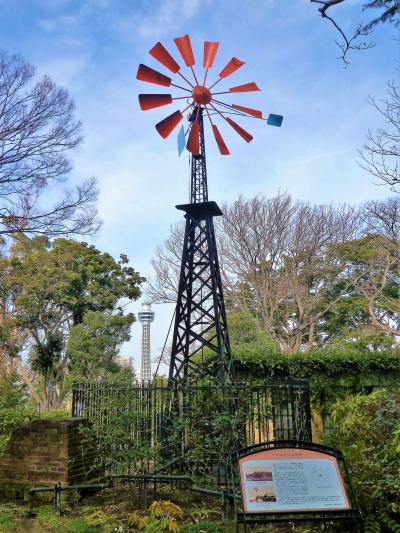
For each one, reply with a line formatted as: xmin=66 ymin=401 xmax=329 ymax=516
xmin=0 ymin=0 xmax=398 ymax=375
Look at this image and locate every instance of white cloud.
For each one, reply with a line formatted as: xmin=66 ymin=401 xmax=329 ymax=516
xmin=137 ymin=0 xmax=201 ymax=37
xmin=37 ymin=14 xmax=80 ymax=33
xmin=37 ymin=55 xmax=88 ymax=87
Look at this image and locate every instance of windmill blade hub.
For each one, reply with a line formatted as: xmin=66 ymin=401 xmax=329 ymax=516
xmin=192 ymin=85 xmax=212 ymax=105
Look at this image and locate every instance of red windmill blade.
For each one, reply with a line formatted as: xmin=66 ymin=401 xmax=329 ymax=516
xmin=229 ymin=82 xmax=260 ymax=93
xmin=136 ymin=34 xmax=283 ymax=154
xmin=212 ymin=124 xmax=229 ymax=155
xmin=219 ymin=57 xmax=245 ymax=78
xmin=156 ymin=111 xmax=184 ymax=139
xmin=139 ymin=94 xmax=172 ymax=110
xmin=174 ymin=34 xmax=195 ymax=67
xmin=231 ymin=104 xmax=262 ymax=118
xmin=136 ymin=64 xmax=171 ymax=87
xmin=202 ymin=41 xmax=219 ymax=85
xmin=187 ymin=120 xmax=200 ymax=154
xmin=203 ymin=42 xmax=219 ymax=69
xmin=149 ymin=42 xmax=180 ymax=73
xmin=225 ymin=117 xmax=253 ymax=143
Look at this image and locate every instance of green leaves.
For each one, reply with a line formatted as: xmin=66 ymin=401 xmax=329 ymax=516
xmin=68 ymin=311 xmax=134 ymax=379
xmin=328 ymin=390 xmax=400 ymax=517
xmin=1 ymin=236 xmax=143 ymax=408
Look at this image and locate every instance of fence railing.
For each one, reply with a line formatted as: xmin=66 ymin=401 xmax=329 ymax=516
xmin=72 ymin=380 xmax=312 ymax=483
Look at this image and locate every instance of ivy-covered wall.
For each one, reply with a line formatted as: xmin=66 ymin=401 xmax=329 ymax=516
xmin=234 ymin=348 xmax=400 ymax=416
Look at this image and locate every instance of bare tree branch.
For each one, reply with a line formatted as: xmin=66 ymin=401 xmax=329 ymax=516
xmin=149 ymin=193 xmax=363 ymax=353
xmin=359 ymin=81 xmax=400 ymax=191
xmin=0 ymin=51 xmax=100 ymax=237
xmin=310 ymin=0 xmax=382 ymax=65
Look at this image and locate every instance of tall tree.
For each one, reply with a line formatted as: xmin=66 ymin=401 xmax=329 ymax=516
xmin=0 ymin=237 xmax=144 ymax=409
xmin=334 ymin=234 xmax=400 ymax=339
xmin=147 ymin=222 xmax=183 ymax=304
xmin=67 ymin=311 xmax=134 ymax=380
xmin=218 ymin=195 xmax=361 ymax=353
xmin=149 ymin=194 xmax=362 ymax=354
xmin=0 ymin=51 xmax=99 ymax=237
xmin=333 ymin=197 xmax=400 ymax=339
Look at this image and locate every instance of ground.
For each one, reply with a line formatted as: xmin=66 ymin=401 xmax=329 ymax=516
xmin=0 ymin=483 xmax=357 ymax=532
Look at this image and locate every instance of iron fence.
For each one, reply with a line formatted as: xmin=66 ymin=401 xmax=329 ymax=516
xmin=72 ymin=380 xmax=311 ymax=484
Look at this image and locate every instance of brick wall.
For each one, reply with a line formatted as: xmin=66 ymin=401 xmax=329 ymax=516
xmin=0 ymin=418 xmax=98 ymax=493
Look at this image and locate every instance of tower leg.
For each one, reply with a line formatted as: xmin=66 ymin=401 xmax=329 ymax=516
xmin=168 ymin=202 xmax=234 ymax=385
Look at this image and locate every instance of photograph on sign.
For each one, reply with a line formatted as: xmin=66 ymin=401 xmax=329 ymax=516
xmin=239 ymin=448 xmax=350 ymax=513
xmin=248 ymin=485 xmax=277 ymax=503
xmin=245 ymin=466 xmax=273 ymax=482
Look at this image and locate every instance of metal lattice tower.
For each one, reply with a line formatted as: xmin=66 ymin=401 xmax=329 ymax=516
xmin=168 ymin=109 xmax=234 ymax=386
xmin=138 ymin=303 xmax=155 ymax=383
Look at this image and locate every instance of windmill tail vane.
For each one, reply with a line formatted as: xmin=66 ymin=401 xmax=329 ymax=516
xmin=136 ymin=34 xmax=283 ymax=156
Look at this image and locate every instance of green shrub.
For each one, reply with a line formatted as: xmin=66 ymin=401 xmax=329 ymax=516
xmin=0 ymin=405 xmax=37 ymax=455
xmin=326 ymin=389 xmax=400 ymax=528
xmin=0 ymin=372 xmax=25 ymax=409
xmin=234 ymin=348 xmax=400 ymax=417
xmin=0 ymin=512 xmax=14 ymax=532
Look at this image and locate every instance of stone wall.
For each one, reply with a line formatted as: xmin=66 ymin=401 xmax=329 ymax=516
xmin=0 ymin=418 xmax=98 ymax=496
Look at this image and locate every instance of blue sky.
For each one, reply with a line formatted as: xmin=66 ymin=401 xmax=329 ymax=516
xmin=0 ymin=0 xmax=398 ymax=374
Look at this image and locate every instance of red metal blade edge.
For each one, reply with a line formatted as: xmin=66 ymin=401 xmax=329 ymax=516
xmin=139 ymin=94 xmax=173 ymax=111
xmin=229 ymin=82 xmax=260 ymax=93
xmin=212 ymin=124 xmax=229 ymax=155
xmin=136 ymin=64 xmax=172 ymax=87
xmin=232 ymin=104 xmax=263 ymax=118
xmin=155 ymin=110 xmax=183 ymax=138
xmin=186 ymin=121 xmax=200 ymax=155
xmin=203 ymin=42 xmax=219 ymax=69
xmin=219 ymin=57 xmax=245 ymax=78
xmin=174 ymin=34 xmax=195 ymax=67
xmin=149 ymin=42 xmax=180 ymax=73
xmin=226 ymin=117 xmax=253 ymax=143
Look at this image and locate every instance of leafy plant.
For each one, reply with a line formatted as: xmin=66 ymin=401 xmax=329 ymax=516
xmin=85 ymin=509 xmax=119 ymax=527
xmin=128 ymin=512 xmax=147 ymax=529
xmin=127 ymin=501 xmax=184 ymax=532
xmin=33 ymin=504 xmax=65 ymax=530
xmin=148 ymin=501 xmax=184 ymax=521
xmin=327 ymin=389 xmax=400 ymax=529
xmin=189 ymin=505 xmax=221 ymax=524
xmin=0 ymin=512 xmax=14 ymax=532
xmin=142 ymin=516 xmax=180 ymax=533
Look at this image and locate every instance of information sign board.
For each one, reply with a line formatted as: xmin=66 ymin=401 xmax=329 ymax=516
xmin=239 ymin=447 xmax=350 ymax=514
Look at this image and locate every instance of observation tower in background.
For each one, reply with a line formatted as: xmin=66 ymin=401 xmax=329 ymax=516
xmin=138 ymin=302 xmax=155 ymax=383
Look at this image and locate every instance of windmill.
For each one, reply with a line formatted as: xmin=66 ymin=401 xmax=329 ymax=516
xmin=136 ymin=35 xmax=282 ymax=386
